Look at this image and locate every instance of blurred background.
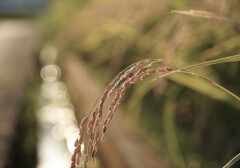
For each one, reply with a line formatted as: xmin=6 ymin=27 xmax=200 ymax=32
xmin=0 ymin=0 xmax=240 ymax=168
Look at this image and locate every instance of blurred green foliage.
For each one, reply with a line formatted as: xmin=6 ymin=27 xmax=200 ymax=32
xmin=5 ymin=81 xmax=39 ymax=168
xmin=41 ymin=0 xmax=240 ymax=167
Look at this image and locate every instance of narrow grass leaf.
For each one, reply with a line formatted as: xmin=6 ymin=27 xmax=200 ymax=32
xmin=223 ymin=153 xmax=240 ymax=168
xmin=171 ymin=9 xmax=239 ymax=23
xmin=153 ymin=54 xmax=240 ymax=103
xmin=168 ymin=73 xmax=239 ymax=108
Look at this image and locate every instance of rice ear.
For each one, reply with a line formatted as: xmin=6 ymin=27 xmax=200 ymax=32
xmin=70 ymin=59 xmax=172 ymax=168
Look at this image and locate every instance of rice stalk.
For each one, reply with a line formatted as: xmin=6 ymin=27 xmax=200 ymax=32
xmin=70 ymin=59 xmax=173 ymax=168
xmin=70 ymin=55 xmax=240 ymax=168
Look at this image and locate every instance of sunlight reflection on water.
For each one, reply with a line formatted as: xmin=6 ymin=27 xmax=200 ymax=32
xmin=37 ymin=45 xmax=83 ymax=168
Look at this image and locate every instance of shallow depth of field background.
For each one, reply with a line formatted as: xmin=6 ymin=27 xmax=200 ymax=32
xmin=1 ymin=0 xmax=240 ymax=168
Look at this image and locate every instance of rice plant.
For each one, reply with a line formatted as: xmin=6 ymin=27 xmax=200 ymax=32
xmin=70 ymin=54 xmax=240 ymax=168
xmin=41 ymin=1 xmax=240 ymax=167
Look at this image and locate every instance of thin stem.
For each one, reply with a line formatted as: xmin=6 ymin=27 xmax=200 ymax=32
xmin=223 ymin=153 xmax=240 ymax=168
xmin=183 ymin=54 xmax=240 ymax=70
xmin=179 ymin=70 xmax=240 ymax=101
xmin=152 ymin=56 xmax=240 ymax=102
